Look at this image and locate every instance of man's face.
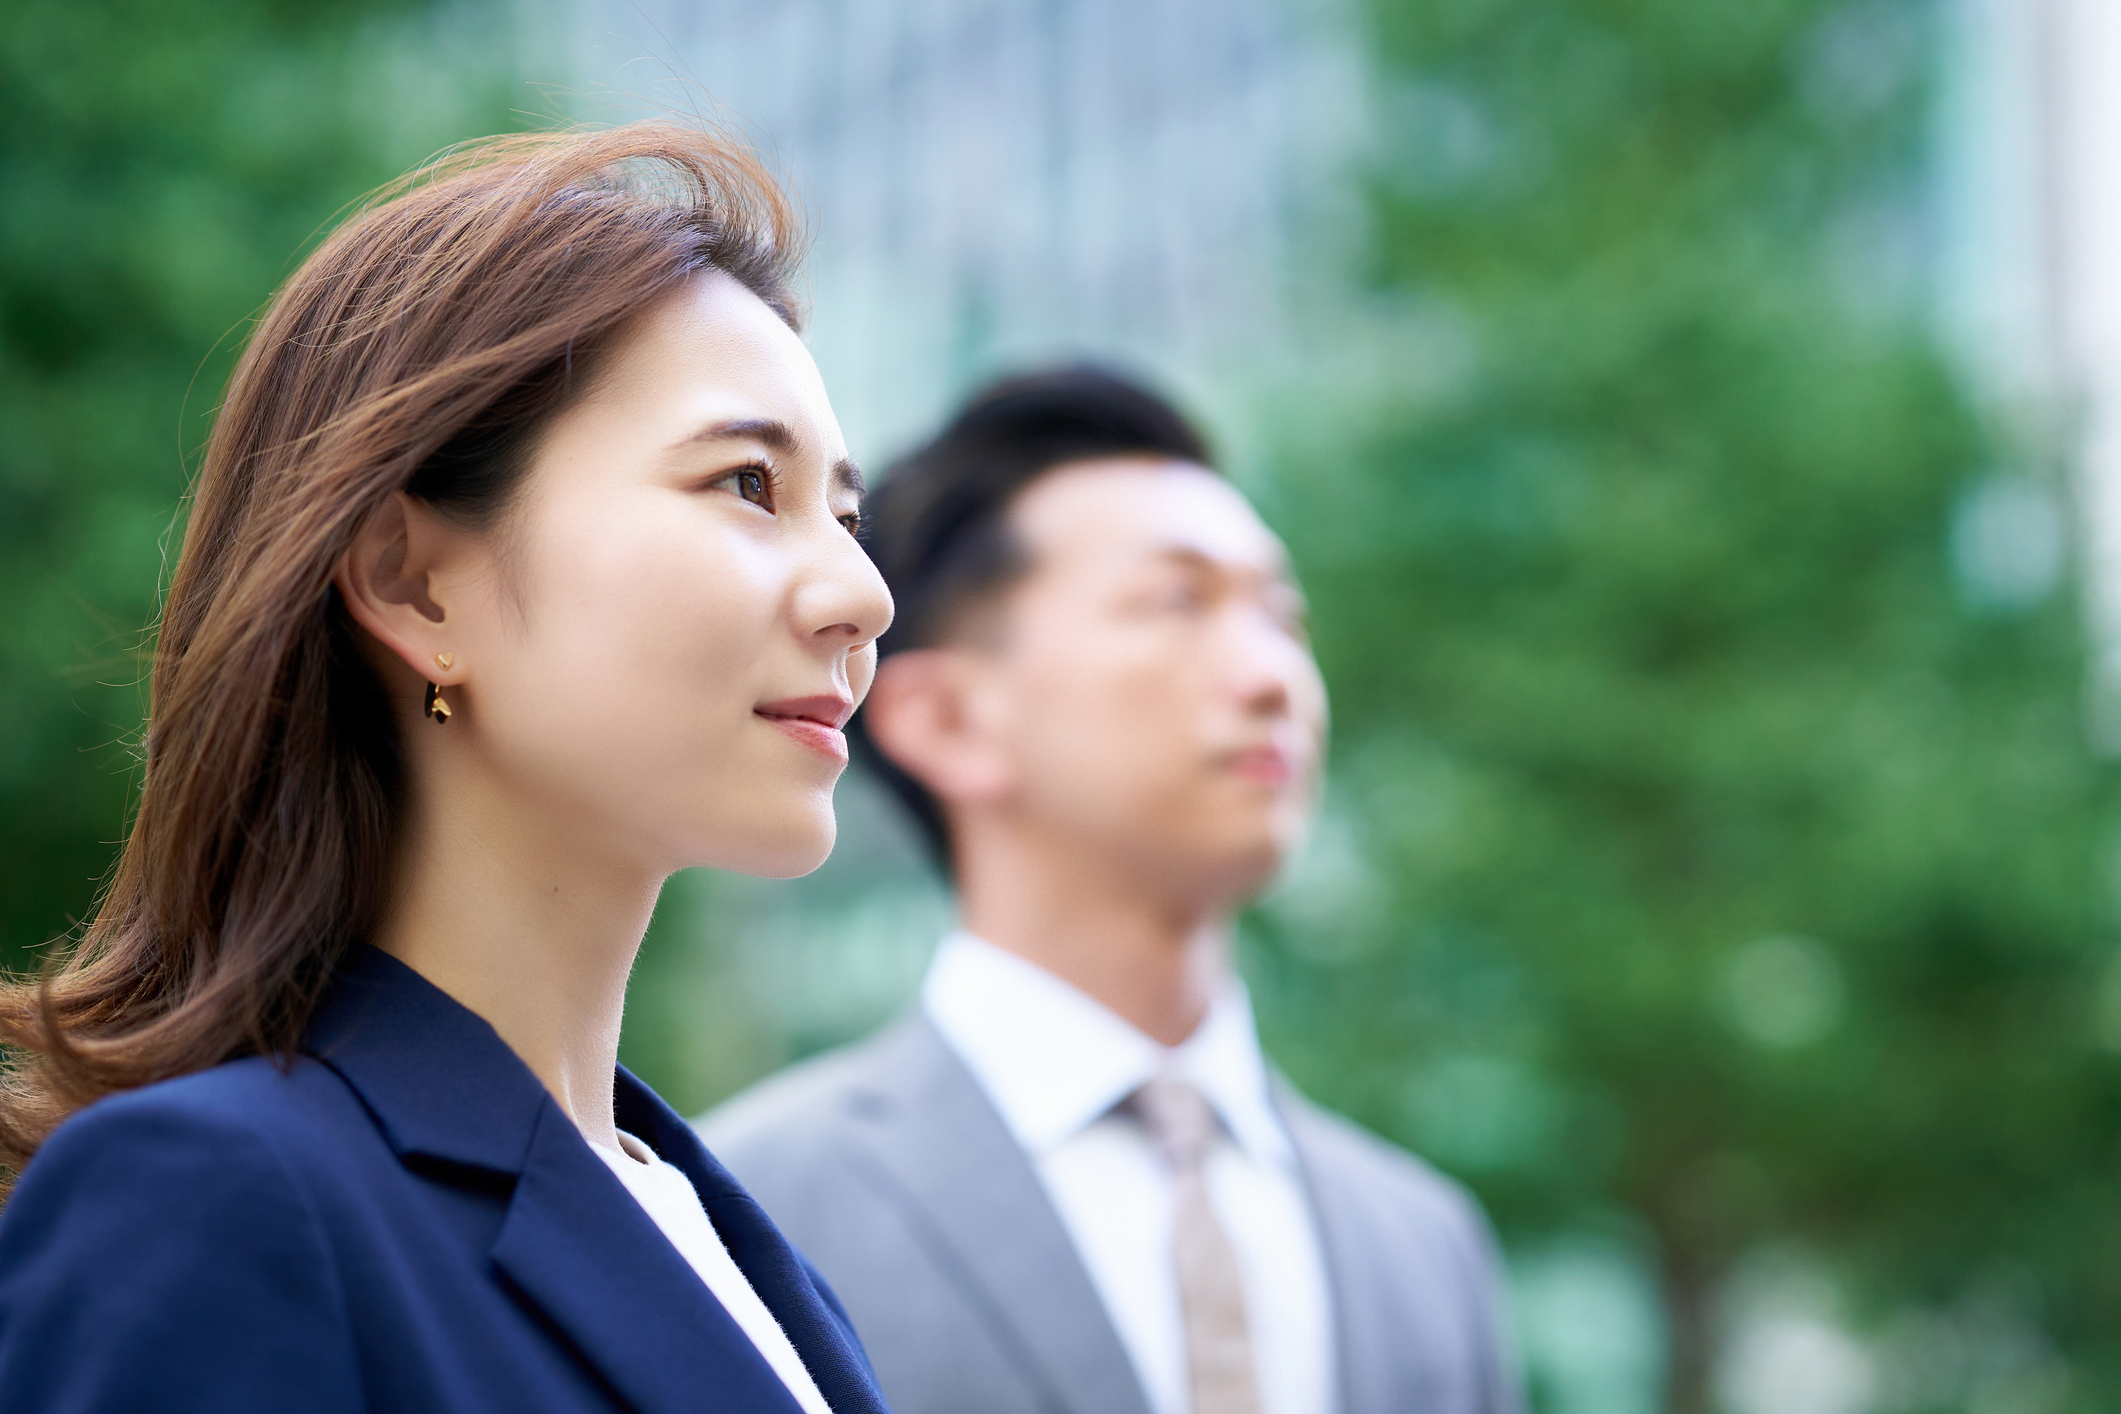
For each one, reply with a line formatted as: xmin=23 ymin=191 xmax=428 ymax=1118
xmin=968 ymin=457 xmax=1328 ymax=904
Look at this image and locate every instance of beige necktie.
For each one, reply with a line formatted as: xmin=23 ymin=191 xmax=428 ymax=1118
xmin=1134 ymin=1074 xmax=1263 ymax=1414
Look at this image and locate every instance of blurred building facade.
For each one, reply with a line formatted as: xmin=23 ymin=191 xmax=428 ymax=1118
xmin=565 ymin=0 xmax=1362 ymax=462
xmin=1942 ymin=0 xmax=2121 ymax=728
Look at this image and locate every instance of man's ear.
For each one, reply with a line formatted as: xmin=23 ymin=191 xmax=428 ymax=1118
xmin=333 ymin=491 xmax=464 ymax=686
xmin=863 ymin=649 xmax=1014 ymax=805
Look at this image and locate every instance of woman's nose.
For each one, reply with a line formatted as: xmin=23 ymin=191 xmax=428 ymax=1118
xmin=798 ymin=520 xmax=894 ymax=650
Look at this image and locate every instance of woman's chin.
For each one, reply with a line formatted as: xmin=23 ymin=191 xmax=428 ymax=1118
xmin=743 ymin=847 xmax=835 ymax=881
xmin=696 ymin=812 xmax=838 ymax=880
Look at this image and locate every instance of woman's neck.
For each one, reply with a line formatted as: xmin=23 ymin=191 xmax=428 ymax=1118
xmin=372 ymin=767 xmax=662 ymax=1151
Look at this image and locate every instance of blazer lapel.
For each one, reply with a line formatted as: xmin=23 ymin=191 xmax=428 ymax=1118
xmin=617 ymin=1069 xmax=890 ymax=1414
xmin=1277 ymin=1076 xmax=1487 ymax=1414
xmin=491 ymin=1102 xmax=807 ymax=1414
xmin=1281 ymin=1102 xmax=1399 ymax=1414
xmin=834 ymin=1016 xmax=1155 ymax=1414
xmin=1279 ymin=1087 xmax=1395 ymax=1414
xmin=307 ymin=947 xmax=807 ymax=1414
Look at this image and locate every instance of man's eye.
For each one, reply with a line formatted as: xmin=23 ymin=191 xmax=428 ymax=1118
xmin=1268 ymin=592 xmax=1309 ymax=638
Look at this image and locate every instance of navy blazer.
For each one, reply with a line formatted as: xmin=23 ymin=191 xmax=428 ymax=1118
xmin=0 ymin=946 xmax=891 ymax=1414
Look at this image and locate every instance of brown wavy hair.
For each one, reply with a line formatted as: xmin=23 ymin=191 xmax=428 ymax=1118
xmin=0 ymin=121 xmax=804 ymax=1188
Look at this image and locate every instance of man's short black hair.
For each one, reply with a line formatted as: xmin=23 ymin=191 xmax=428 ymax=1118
xmin=849 ymin=364 xmax=1216 ymax=876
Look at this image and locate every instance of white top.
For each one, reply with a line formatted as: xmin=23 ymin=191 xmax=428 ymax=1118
xmin=922 ymin=931 xmax=1335 ymax=1414
xmin=590 ymin=1131 xmax=833 ymax=1414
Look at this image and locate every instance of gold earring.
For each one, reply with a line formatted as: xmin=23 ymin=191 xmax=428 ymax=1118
xmin=425 ymin=653 xmax=454 ymax=723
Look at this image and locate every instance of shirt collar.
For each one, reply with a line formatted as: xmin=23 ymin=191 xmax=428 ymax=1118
xmin=920 ymin=930 xmax=1293 ymax=1169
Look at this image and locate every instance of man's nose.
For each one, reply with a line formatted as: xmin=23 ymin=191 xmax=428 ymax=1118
xmin=1226 ymin=613 xmax=1302 ymax=717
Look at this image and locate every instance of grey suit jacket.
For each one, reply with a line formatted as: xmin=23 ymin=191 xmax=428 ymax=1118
xmin=699 ymin=1014 xmax=1523 ymax=1414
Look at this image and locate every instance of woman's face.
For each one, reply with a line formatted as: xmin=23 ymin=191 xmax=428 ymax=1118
xmin=415 ymin=272 xmax=891 ymax=878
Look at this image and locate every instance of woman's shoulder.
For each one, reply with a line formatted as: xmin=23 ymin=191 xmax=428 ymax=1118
xmin=0 ymin=1059 xmax=370 ymax=1410
xmin=66 ymin=1050 xmax=319 ymax=1122
xmin=9 ymin=1053 xmax=373 ymax=1228
xmin=0 ymin=1055 xmax=373 ymax=1312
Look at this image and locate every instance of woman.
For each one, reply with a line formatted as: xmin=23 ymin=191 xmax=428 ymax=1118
xmin=0 ymin=123 xmax=894 ymax=1414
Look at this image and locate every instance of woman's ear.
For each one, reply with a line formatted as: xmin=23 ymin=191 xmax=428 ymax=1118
xmin=863 ymin=649 xmax=1015 ymax=805
xmin=333 ymin=491 xmax=461 ymax=684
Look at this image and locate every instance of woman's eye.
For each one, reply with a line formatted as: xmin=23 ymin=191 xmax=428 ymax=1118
xmin=838 ymin=510 xmax=862 ymax=536
xmin=712 ymin=466 xmax=775 ymax=510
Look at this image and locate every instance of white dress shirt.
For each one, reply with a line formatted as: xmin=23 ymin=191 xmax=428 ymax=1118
xmin=590 ymin=1132 xmax=833 ymax=1414
xmin=922 ymin=931 xmax=1336 ymax=1414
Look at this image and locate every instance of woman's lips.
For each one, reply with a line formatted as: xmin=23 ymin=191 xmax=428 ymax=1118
xmin=756 ymin=694 xmax=854 ymax=765
xmin=761 ymin=714 xmax=848 ymax=763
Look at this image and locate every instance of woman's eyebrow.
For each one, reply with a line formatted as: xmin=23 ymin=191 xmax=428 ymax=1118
xmin=667 ymin=418 xmax=862 ymax=496
xmin=667 ymin=416 xmax=799 ymax=454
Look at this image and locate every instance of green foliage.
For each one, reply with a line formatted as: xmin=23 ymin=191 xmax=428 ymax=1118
xmin=1251 ymin=0 xmax=2121 ymax=1407
xmin=0 ymin=0 xmax=521 ymax=972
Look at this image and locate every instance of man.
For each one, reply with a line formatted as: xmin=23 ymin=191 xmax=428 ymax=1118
xmin=700 ymin=367 xmax=1521 ymax=1414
